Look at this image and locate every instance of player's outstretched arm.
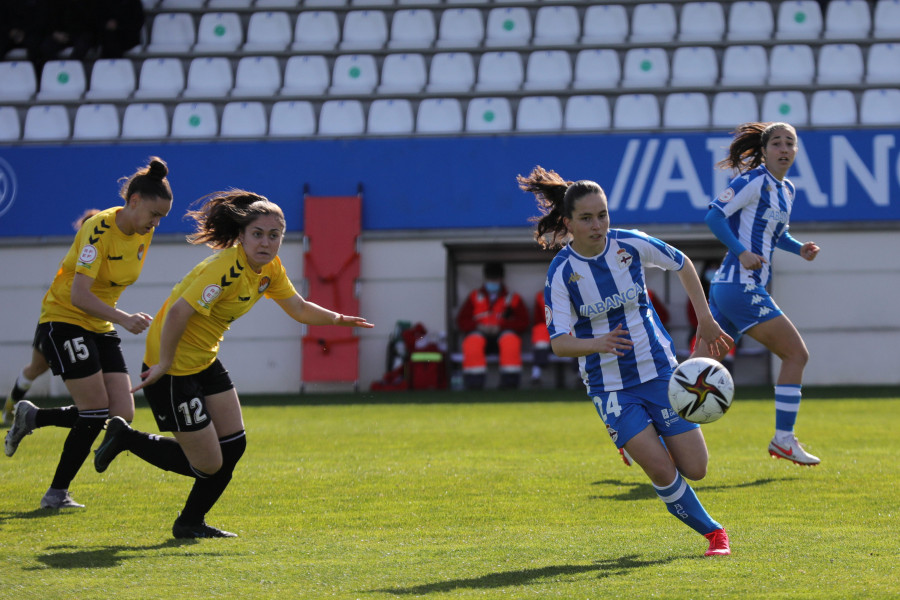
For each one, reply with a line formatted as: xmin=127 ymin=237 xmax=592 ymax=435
xmin=275 ymin=294 xmax=374 ymax=329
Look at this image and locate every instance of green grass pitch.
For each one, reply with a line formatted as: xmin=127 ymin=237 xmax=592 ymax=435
xmin=1 ymin=386 xmax=897 ymax=599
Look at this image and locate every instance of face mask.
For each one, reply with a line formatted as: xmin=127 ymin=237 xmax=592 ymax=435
xmin=484 ymin=281 xmax=501 ymax=294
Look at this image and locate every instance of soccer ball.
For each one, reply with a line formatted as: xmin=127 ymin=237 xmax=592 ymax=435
xmin=668 ymin=357 xmax=734 ymax=424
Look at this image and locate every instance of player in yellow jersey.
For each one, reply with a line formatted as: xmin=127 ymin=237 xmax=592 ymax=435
xmin=4 ymin=159 xmax=174 ymax=510
xmin=93 ymin=190 xmax=373 ymax=538
xmin=3 ymin=209 xmax=101 ymax=426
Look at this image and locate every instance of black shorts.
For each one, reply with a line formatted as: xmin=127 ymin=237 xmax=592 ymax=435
xmin=142 ymin=359 xmax=234 ymax=433
xmin=34 ymin=322 xmax=127 ymax=381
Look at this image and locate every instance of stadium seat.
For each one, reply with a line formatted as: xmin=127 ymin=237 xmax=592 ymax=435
xmin=613 ymin=94 xmax=660 ymax=129
xmin=306 ymin=0 xmax=347 ymax=6
xmin=147 ymin=13 xmax=195 ymax=54
xmin=121 ymin=103 xmax=169 ymax=138
xmin=663 ymin=93 xmax=710 ymax=128
xmin=0 ymin=61 xmax=37 ymax=101
xmin=292 ymin=11 xmax=340 ymax=51
xmin=232 ymin=56 xmax=282 ymax=97
xmin=367 ymin=99 xmax=414 ymax=134
xmin=427 ymin=52 xmax=476 ymax=93
xmin=388 ymin=9 xmax=436 ymax=49
xmin=485 ymin=7 xmax=532 ymax=47
xmin=352 ymin=0 xmax=394 ymax=5
xmin=208 ymin=0 xmax=252 ymax=7
xmin=475 ymin=51 xmax=524 ymax=92
xmin=466 ymin=97 xmax=512 ymax=133
xmin=86 ymin=59 xmax=136 ymax=100
xmin=0 ymin=107 xmax=21 ymax=141
xmin=670 ymin=46 xmax=718 ymax=87
xmin=720 ymin=45 xmax=768 ymax=86
xmin=824 ymin=0 xmax=872 ymax=39
xmin=523 ymin=50 xmax=572 ymax=91
xmin=416 ymin=98 xmax=463 ymax=133
xmin=436 ymin=8 xmax=484 ymax=48
xmin=194 ymin=12 xmax=243 ymax=53
xmin=516 ymin=96 xmax=563 ymax=132
xmin=171 ymin=102 xmax=218 ymax=137
xmin=679 ymin=2 xmax=726 ymax=42
xmin=37 ymin=60 xmax=86 ymax=100
xmin=874 ymin=0 xmax=900 ymax=37
xmin=768 ymin=44 xmax=815 ymax=85
xmin=134 ymin=58 xmax=185 ymax=99
xmin=72 ymin=104 xmax=120 ymax=140
xmin=282 ymin=55 xmax=330 ymax=95
xmin=220 ymin=101 xmax=267 ymax=137
xmin=329 ymin=54 xmax=378 ymax=94
xmin=712 ymin=91 xmax=759 ymax=128
xmin=340 ymin=10 xmax=389 ymax=50
xmin=269 ymin=100 xmax=316 ymax=136
xmin=244 ymin=12 xmax=293 ymax=52
xmin=761 ymin=91 xmax=808 ymax=125
xmin=776 ymin=1 xmax=823 ymax=39
xmin=817 ymin=43 xmax=865 ymax=85
xmin=256 ymin=0 xmax=299 ymax=7
xmin=810 ymin=90 xmax=857 ymax=126
xmin=158 ymin=0 xmax=203 ymax=8
xmin=564 ymin=95 xmax=611 ymax=131
xmin=399 ymin=0 xmax=438 ymax=4
xmin=23 ymin=105 xmax=70 ymax=140
xmin=378 ymin=53 xmax=427 ymax=94
xmin=727 ymin=1 xmax=774 ymax=41
xmin=630 ymin=3 xmax=677 ymax=43
xmin=621 ymin=48 xmax=669 ymax=88
xmin=859 ymin=89 xmax=900 ymax=125
xmin=318 ymin=100 xmax=365 ymax=136
xmin=183 ymin=57 xmax=233 ymax=99
xmin=581 ymin=4 xmax=629 ymax=44
xmin=866 ymin=43 xmax=900 ymax=84
xmin=573 ymin=49 xmax=620 ymax=89
xmin=532 ymin=5 xmax=579 ymax=46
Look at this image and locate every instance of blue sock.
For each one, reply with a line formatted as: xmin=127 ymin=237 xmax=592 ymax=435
xmin=654 ymin=472 xmax=721 ymax=536
xmin=774 ymin=384 xmax=802 ymax=435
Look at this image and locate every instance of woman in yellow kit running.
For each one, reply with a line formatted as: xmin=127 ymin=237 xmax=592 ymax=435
xmin=93 ymin=189 xmax=373 ymax=539
xmin=4 ymin=159 xmax=174 ymax=510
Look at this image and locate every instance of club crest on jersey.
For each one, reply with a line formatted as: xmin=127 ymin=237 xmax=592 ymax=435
xmin=198 ymin=284 xmax=222 ymax=309
xmin=137 ymin=244 xmax=145 ymax=260
xmin=78 ymin=244 xmax=98 ymax=266
xmin=258 ymin=276 xmax=270 ymax=294
xmin=717 ymin=187 xmax=735 ymax=203
xmin=616 ymin=248 xmax=632 ymax=267
xmin=544 ymin=304 xmax=552 ymax=327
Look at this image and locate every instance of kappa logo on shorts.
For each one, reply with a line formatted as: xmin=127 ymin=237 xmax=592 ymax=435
xmin=78 ymin=244 xmax=98 ymax=265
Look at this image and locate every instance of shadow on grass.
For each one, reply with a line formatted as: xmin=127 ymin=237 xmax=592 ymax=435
xmin=589 ymin=476 xmax=797 ymax=501
xmin=27 ymin=539 xmax=212 ymax=570
xmin=370 ymin=554 xmax=681 ymax=595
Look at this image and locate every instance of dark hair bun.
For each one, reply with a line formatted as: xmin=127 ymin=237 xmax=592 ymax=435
xmin=147 ymin=157 xmax=168 ymax=180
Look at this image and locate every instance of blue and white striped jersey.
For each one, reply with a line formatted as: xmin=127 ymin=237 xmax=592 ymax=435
xmin=544 ymin=229 xmax=683 ymax=394
xmin=709 ymin=165 xmax=794 ymax=287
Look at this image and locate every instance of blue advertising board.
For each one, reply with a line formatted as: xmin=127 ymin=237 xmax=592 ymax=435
xmin=1 ymin=128 xmax=898 ymax=237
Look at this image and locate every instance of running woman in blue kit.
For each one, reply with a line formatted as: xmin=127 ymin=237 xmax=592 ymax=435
xmin=518 ymin=165 xmax=734 ymax=557
xmin=690 ymin=122 xmax=821 ymax=466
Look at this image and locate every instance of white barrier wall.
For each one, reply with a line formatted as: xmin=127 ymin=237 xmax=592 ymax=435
xmin=2 ymin=227 xmax=899 ymax=398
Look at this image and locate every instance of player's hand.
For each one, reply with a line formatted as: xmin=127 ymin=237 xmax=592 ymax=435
xmin=131 ymin=363 xmax=166 ymax=393
xmin=800 ymin=241 xmax=820 ymax=261
xmin=697 ymin=317 xmax=734 ymax=358
xmin=121 ymin=312 xmax=153 ymax=335
xmin=334 ymin=314 xmax=375 ymax=329
xmin=596 ymin=324 xmax=633 ymax=356
xmin=738 ymin=250 xmax=767 ymax=271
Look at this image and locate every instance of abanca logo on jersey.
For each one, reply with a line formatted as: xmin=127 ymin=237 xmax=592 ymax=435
xmin=579 ymin=283 xmax=643 ymax=317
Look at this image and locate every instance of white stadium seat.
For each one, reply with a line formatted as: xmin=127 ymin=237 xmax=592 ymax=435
xmin=427 ymin=52 xmax=476 ymax=93
xmin=630 ymin=3 xmax=677 ymax=43
xmin=378 ymin=53 xmax=427 ymax=94
xmin=340 ymin=10 xmax=389 ymax=50
xmin=859 ymin=89 xmax=900 ymax=125
xmin=244 ymin=12 xmax=293 ymax=52
xmin=24 ymin=105 xmax=70 ymax=140
xmin=37 ymin=60 xmax=86 ymax=100
xmin=573 ymin=49 xmax=620 ymax=89
xmin=679 ymin=2 xmax=726 ymax=42
xmin=282 ymin=55 xmax=330 ymax=95
xmin=0 ymin=107 xmax=22 ymax=141
xmin=809 ymin=90 xmax=857 ymax=126
xmin=147 ymin=13 xmax=195 ymax=53
xmin=663 ymin=93 xmax=710 ymax=128
xmin=292 ymin=11 xmax=340 ymax=51
xmin=269 ymin=100 xmax=316 ymax=136
xmin=485 ymin=7 xmax=532 ymax=47
xmin=720 ymin=45 xmax=769 ymax=86
xmin=761 ymin=91 xmax=809 ymax=125
xmin=776 ymin=1 xmax=823 ymax=39
xmin=134 ymin=58 xmax=185 ymax=99
xmin=389 ymin=9 xmax=436 ymax=49
xmin=416 ymin=98 xmax=463 ymax=133
xmin=232 ymin=56 xmax=281 ymax=98
xmin=183 ymin=57 xmax=233 ymax=98
xmin=670 ymin=46 xmax=718 ymax=87
xmin=532 ymin=5 xmax=579 ymax=46
xmin=866 ymin=43 xmax=900 ymax=84
xmin=171 ymin=102 xmax=218 ymax=138
xmin=0 ymin=61 xmax=37 ymax=101
xmin=712 ymin=91 xmax=759 ymax=128
xmin=329 ymin=54 xmax=378 ymax=95
xmin=874 ymin=0 xmax=900 ymax=38
xmin=613 ymin=94 xmax=660 ymax=129
xmin=72 ymin=104 xmax=120 ymax=139
xmin=121 ymin=103 xmax=169 ymax=138
xmin=768 ymin=44 xmax=815 ymax=85
xmin=817 ymin=43 xmax=865 ymax=85
xmin=220 ymin=101 xmax=268 ymax=137
xmin=824 ymin=0 xmax=872 ymax=39
xmin=194 ymin=12 xmax=243 ymax=53
xmin=727 ymin=1 xmax=774 ymax=41
xmin=622 ymin=48 xmax=669 ymax=88
xmin=516 ymin=96 xmax=563 ymax=132
xmin=564 ymin=95 xmax=611 ymax=131
xmin=86 ymin=59 xmax=136 ymax=100
xmin=582 ymin=4 xmax=629 ymax=44
xmin=436 ymin=8 xmax=484 ymax=48
xmin=367 ymin=99 xmax=414 ymax=134
xmin=318 ymin=100 xmax=365 ymax=136
xmin=475 ymin=51 xmax=523 ymax=92
xmin=466 ymin=97 xmax=512 ymax=132
xmin=523 ymin=50 xmax=572 ymax=91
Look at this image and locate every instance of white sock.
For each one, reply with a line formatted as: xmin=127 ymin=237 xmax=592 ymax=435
xmin=16 ymin=370 xmax=34 ymax=391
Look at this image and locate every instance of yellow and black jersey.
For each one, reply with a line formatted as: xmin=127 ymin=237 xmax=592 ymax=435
xmin=144 ymin=244 xmax=297 ymax=376
xmin=39 ymin=206 xmax=153 ymax=333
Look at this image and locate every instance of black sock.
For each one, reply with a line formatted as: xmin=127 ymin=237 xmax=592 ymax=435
xmin=10 ymin=383 xmax=29 ymax=402
xmin=125 ymin=429 xmax=195 ymax=477
xmin=49 ymin=408 xmax=108 ymax=490
xmin=35 ymin=405 xmax=79 ymax=429
xmin=179 ymin=431 xmax=246 ymax=525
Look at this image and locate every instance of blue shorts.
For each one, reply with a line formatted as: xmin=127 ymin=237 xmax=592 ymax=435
xmin=709 ymin=282 xmax=783 ymax=342
xmin=591 ymin=377 xmax=698 ymax=449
